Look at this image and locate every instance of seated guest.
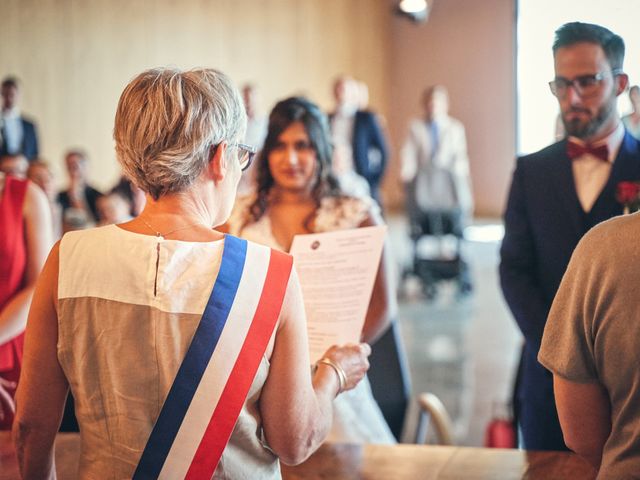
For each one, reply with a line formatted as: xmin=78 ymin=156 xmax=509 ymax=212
xmin=0 ymin=172 xmax=52 ymax=429
xmin=61 ymin=207 xmax=93 ymax=233
xmin=96 ymin=190 xmax=133 ymax=226
xmin=27 ymin=160 xmax=63 ymax=239
xmin=57 ymin=149 xmax=102 ymax=228
xmin=0 ymin=154 xmax=28 ymax=178
xmin=13 ymin=68 xmax=371 ymax=479
xmin=539 ymin=214 xmax=640 ymax=476
xmin=226 ymin=96 xmax=397 ymax=444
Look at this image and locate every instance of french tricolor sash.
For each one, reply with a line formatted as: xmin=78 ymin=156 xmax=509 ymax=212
xmin=133 ymin=235 xmax=293 ymax=479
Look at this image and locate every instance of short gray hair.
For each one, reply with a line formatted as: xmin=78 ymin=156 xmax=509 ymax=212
xmin=114 ymin=68 xmax=246 ymax=200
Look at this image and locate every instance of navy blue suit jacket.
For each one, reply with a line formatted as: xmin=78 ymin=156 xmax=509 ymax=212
xmin=499 ymin=131 xmax=640 ymax=448
xmin=57 ymin=185 xmax=103 ymax=222
xmin=352 ymin=110 xmax=388 ymax=194
xmin=0 ymin=117 xmax=39 ymax=160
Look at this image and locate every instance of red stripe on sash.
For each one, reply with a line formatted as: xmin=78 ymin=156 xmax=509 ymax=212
xmin=185 ymin=250 xmax=292 ymax=479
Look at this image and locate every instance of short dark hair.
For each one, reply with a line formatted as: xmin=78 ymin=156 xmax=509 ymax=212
xmin=1 ymin=76 xmax=20 ymax=90
xmin=65 ymin=149 xmax=89 ymax=162
xmin=553 ymin=22 xmax=625 ymax=71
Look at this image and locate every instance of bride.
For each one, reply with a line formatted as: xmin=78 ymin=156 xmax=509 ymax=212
xmin=226 ymin=96 xmax=397 ymax=443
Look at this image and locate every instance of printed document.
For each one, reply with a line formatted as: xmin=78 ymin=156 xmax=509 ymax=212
xmin=290 ymin=225 xmax=387 ymax=362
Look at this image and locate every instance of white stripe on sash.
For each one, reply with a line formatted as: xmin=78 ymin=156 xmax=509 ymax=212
xmin=158 ymin=242 xmax=271 ymax=478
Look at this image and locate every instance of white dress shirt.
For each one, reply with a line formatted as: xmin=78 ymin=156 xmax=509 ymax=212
xmin=1 ymin=107 xmax=24 ymax=154
xmin=330 ymin=105 xmax=356 ymax=174
xmin=570 ymin=122 xmax=624 ymax=212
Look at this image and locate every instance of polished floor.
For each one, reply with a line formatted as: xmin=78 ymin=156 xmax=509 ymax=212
xmin=387 ymin=215 xmax=522 ymax=446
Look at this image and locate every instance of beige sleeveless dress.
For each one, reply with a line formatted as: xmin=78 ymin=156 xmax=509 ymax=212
xmin=57 ymin=226 xmax=282 ymax=479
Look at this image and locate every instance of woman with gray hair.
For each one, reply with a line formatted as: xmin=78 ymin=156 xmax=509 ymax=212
xmin=12 ymin=68 xmax=371 ymax=479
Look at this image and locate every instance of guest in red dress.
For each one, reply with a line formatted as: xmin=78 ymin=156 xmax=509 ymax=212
xmin=0 ymin=173 xmax=52 ymax=429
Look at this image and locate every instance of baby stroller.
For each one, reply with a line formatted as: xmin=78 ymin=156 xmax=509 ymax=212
xmin=406 ymin=207 xmax=472 ymax=299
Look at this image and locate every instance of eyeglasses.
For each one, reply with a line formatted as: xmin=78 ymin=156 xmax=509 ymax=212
xmin=549 ymin=69 xmax=622 ymax=99
xmin=231 ymin=143 xmax=257 ymax=171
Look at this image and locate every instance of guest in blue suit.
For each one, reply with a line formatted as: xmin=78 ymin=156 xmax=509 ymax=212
xmin=329 ymin=76 xmax=388 ymax=205
xmin=1 ymin=77 xmax=39 ymax=161
xmin=500 ymin=22 xmax=640 ymax=451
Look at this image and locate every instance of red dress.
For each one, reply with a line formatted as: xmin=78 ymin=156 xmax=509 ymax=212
xmin=0 ymin=176 xmax=28 ymax=429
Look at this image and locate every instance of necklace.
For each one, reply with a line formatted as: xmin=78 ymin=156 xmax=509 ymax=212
xmin=138 ymin=216 xmax=208 ymax=298
xmin=138 ymin=217 xmax=206 ymax=239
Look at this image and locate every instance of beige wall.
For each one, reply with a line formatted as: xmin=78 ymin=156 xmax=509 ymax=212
xmin=2 ymin=0 xmax=516 ymax=216
xmin=0 ymin=0 xmax=391 ymax=191
xmin=387 ymin=0 xmax=517 ymax=216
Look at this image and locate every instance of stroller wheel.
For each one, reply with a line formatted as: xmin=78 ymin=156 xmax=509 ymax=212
xmin=458 ymin=279 xmax=473 ymax=296
xmin=422 ymin=283 xmax=437 ymax=300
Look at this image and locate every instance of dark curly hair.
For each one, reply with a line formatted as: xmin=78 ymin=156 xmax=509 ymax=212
xmin=246 ymin=96 xmax=342 ymax=228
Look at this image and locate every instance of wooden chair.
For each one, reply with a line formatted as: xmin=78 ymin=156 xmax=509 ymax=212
xmin=415 ymin=392 xmax=454 ymax=445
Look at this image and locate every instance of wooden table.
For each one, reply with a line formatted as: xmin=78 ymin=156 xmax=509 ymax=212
xmin=281 ymin=443 xmax=596 ymax=479
xmin=0 ymin=432 xmax=595 ymax=479
xmin=1 ymin=433 xmax=79 ymax=480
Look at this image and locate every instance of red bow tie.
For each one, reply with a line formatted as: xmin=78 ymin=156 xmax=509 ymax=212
xmin=566 ymin=140 xmax=609 ymax=162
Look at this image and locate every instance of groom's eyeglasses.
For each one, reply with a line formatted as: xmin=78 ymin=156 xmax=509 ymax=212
xmin=549 ymin=69 xmax=622 ymax=99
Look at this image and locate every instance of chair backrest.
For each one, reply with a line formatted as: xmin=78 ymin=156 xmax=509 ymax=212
xmin=415 ymin=392 xmax=454 ymax=445
xmin=367 ymin=321 xmax=412 ymax=441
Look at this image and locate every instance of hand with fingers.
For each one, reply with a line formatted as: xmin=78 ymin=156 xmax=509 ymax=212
xmin=316 ymin=343 xmax=371 ymax=395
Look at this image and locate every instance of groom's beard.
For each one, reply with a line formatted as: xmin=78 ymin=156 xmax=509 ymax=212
xmin=562 ymin=91 xmax=617 ymax=139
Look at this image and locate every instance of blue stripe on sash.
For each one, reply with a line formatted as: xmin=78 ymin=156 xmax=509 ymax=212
xmin=133 ymin=235 xmax=248 ymax=479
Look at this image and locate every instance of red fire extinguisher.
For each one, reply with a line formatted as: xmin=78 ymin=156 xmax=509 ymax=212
xmin=484 ymin=402 xmax=517 ymax=448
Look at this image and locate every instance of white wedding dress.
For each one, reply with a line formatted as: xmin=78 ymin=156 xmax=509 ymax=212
xmin=227 ymin=194 xmax=396 ymax=444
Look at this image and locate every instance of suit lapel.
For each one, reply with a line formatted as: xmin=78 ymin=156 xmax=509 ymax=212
xmin=350 ymin=111 xmax=363 ymax=176
xmin=352 ymin=111 xmax=363 ymax=143
xmin=590 ymin=131 xmax=640 ymax=221
xmin=551 ymin=140 xmax=585 ymax=236
xmin=433 ymin=119 xmax=454 ymax=166
xmin=419 ymin=120 xmax=434 ymax=162
xmin=20 ymin=118 xmax=27 ymax=153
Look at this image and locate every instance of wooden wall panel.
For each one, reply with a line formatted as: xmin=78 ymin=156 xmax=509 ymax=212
xmin=1 ymin=0 xmax=391 ymax=191
xmin=387 ymin=0 xmax=516 ymax=216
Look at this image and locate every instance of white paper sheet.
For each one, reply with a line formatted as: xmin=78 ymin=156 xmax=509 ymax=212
xmin=290 ymin=225 xmax=387 ymax=362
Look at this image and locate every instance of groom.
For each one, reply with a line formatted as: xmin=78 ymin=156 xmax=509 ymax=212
xmin=500 ymin=21 xmax=640 ymax=451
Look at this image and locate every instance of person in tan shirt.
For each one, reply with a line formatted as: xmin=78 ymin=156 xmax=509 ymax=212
xmin=540 ymin=212 xmax=640 ymax=477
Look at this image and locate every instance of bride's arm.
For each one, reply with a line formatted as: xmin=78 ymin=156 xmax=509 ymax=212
xmin=260 ymin=270 xmax=370 ymax=465
xmin=358 ymin=212 xmax=397 ymax=345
